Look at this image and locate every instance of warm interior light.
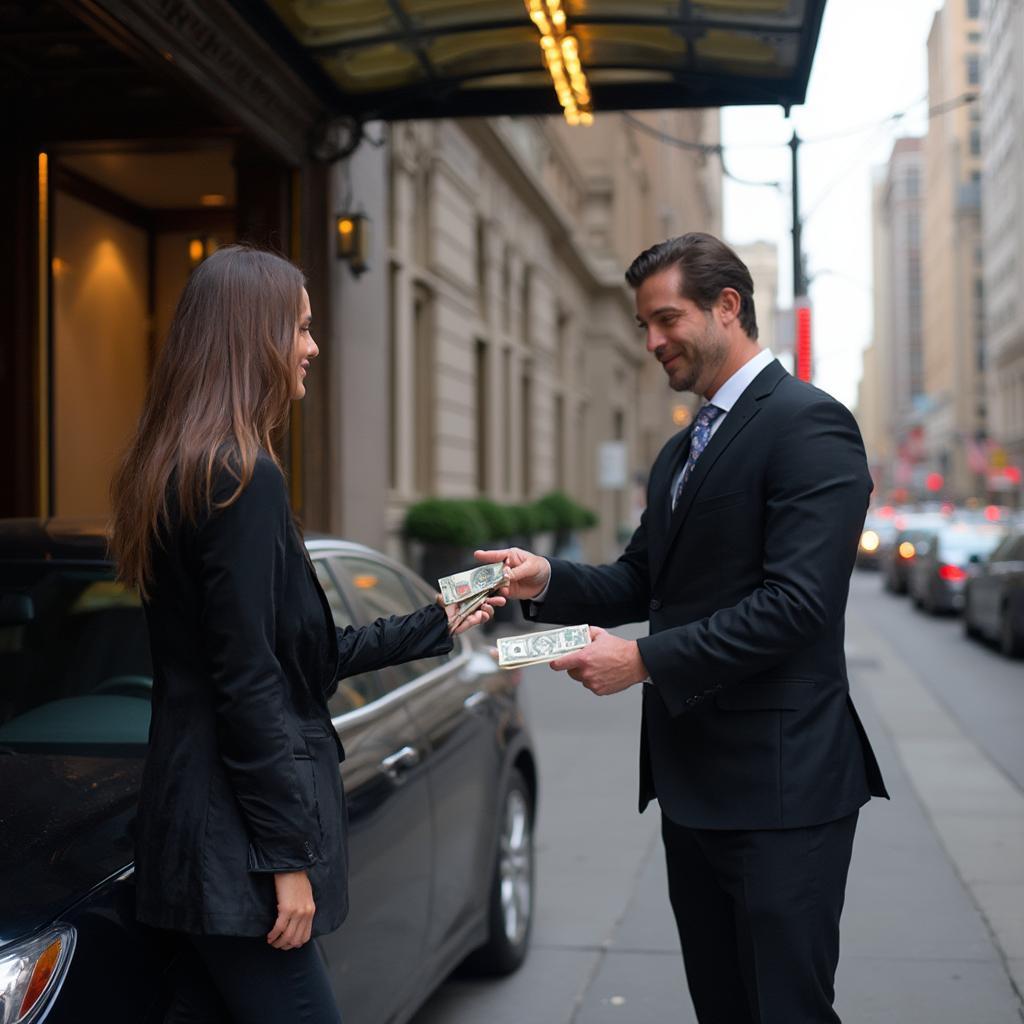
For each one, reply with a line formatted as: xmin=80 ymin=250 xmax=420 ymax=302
xmin=672 ymin=405 xmax=692 ymax=427
xmin=188 ymin=238 xmax=204 ymax=264
xmin=200 ymin=193 xmax=227 ymax=207
xmin=524 ymin=0 xmax=593 ymax=126
xmin=352 ymin=575 xmax=378 ymax=590
xmin=898 ymin=541 xmax=916 ymax=560
xmin=338 ymin=218 xmax=354 ymax=235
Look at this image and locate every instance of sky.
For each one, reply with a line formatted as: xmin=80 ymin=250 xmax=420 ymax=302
xmin=721 ymin=0 xmax=945 ymax=409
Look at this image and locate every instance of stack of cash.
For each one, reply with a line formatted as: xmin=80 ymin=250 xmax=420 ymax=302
xmin=497 ymin=625 xmax=591 ymax=668
xmin=438 ymin=563 xmax=509 ymax=628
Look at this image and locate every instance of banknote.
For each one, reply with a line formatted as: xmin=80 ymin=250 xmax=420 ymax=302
xmin=438 ymin=563 xmax=507 ymax=606
xmin=449 ymin=589 xmax=493 ymax=630
xmin=497 ymin=625 xmax=591 ymax=669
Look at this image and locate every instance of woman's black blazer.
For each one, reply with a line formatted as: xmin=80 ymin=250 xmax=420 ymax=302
xmin=134 ymin=451 xmax=452 ymax=938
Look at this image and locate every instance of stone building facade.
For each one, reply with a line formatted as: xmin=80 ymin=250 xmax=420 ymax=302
xmin=368 ymin=112 xmax=722 ymax=562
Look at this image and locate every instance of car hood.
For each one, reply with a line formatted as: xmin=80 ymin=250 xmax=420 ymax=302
xmin=0 ymin=752 xmax=142 ymax=945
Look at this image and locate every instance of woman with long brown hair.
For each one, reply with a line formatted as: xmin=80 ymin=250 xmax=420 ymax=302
xmin=110 ymin=244 xmax=502 ymax=1022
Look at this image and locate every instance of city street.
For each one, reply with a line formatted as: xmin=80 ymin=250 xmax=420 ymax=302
xmin=413 ymin=573 xmax=1024 ymax=1024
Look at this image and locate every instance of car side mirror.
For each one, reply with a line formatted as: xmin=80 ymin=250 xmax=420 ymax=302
xmin=0 ymin=593 xmax=34 ymax=626
xmin=968 ymin=553 xmax=981 ymax=565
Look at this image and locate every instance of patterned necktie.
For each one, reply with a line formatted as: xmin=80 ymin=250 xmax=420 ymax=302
xmin=672 ymin=404 xmax=723 ymax=511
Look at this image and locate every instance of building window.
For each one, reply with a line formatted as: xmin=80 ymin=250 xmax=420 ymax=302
xmin=520 ymin=359 xmax=533 ymax=498
xmin=475 ymin=339 xmax=489 ymax=493
xmin=388 ymin=264 xmax=399 ymax=490
xmin=970 ymin=127 xmax=981 ymax=156
xmin=967 ymin=54 xmax=980 ymax=86
xmin=967 ymin=0 xmax=980 ymax=19
xmin=554 ymin=393 xmax=565 ymax=489
xmin=906 ymin=167 xmax=919 ymax=198
xmin=413 ymin=284 xmax=434 ymax=494
xmin=475 ymin=217 xmax=488 ymax=318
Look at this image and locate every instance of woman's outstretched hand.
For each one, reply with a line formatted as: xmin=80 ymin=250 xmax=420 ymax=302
xmin=268 ymin=870 xmax=316 ymax=949
xmin=441 ymin=593 xmax=507 ymax=635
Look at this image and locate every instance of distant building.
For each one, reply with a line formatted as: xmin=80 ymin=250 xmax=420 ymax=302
xmin=380 ymin=111 xmax=723 ymax=562
xmin=731 ymin=241 xmax=779 ymax=357
xmin=883 ymin=138 xmax=927 ymax=497
xmin=856 ymin=174 xmax=896 ymax=495
xmin=921 ymin=0 xmax=985 ymax=500
xmin=982 ymin=0 xmax=1024 ymax=492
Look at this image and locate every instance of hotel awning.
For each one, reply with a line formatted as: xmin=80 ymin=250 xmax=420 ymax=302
xmin=238 ymin=0 xmax=827 ymax=121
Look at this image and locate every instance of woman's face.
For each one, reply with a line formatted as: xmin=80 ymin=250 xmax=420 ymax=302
xmin=292 ymin=288 xmax=318 ymax=400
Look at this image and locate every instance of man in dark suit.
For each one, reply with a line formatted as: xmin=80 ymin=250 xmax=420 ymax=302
xmin=478 ymin=233 xmax=888 ymax=1023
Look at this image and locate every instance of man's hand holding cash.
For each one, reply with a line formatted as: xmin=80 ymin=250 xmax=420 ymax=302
xmin=472 ymin=547 xmax=651 ymax=695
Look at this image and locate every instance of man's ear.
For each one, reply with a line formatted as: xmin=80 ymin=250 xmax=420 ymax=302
xmin=716 ymin=287 xmax=742 ymax=326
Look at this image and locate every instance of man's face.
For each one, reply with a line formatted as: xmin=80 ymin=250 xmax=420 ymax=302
xmin=634 ymin=265 xmax=728 ymax=396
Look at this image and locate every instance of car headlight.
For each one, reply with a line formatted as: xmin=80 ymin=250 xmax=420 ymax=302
xmin=860 ymin=530 xmax=880 ymax=552
xmin=0 ymin=927 xmax=76 ymax=1024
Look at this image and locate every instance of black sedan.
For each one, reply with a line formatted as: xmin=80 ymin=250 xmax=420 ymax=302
xmin=964 ymin=528 xmax=1024 ymax=658
xmin=907 ymin=523 xmax=1007 ymax=615
xmin=0 ymin=519 xmax=537 ymax=1024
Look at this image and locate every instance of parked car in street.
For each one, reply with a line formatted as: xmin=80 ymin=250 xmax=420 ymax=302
xmin=881 ymin=513 xmax=948 ymax=595
xmin=856 ymin=514 xmax=899 ymax=570
xmin=963 ymin=528 xmax=1024 ymax=658
xmin=907 ymin=523 xmax=1007 ymax=615
xmin=0 ymin=519 xmax=537 ymax=1024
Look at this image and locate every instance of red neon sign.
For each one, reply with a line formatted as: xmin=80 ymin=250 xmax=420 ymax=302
xmin=795 ymin=305 xmax=812 ymax=382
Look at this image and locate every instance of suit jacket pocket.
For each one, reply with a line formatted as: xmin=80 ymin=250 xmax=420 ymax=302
xmin=691 ymin=489 xmax=747 ymax=514
xmin=715 ymin=679 xmax=815 ymax=711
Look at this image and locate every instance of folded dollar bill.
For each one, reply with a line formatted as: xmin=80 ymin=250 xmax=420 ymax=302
xmin=438 ymin=563 xmax=507 ymax=606
xmin=497 ymin=625 xmax=591 ymax=669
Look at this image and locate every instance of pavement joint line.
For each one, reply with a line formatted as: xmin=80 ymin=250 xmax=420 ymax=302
xmin=847 ymin=608 xmax=1024 ymax=1010
xmin=564 ymin=823 xmax=665 ymax=1024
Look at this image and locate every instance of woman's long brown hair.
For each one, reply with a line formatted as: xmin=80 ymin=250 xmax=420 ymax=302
xmin=109 ymin=244 xmax=304 ymax=597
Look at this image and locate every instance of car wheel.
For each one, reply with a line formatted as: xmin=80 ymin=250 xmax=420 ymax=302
xmin=464 ymin=768 xmax=534 ymax=976
xmin=999 ymin=605 xmax=1024 ymax=659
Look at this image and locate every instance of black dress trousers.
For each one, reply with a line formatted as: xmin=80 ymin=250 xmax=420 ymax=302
xmin=661 ymin=811 xmax=859 ymax=1024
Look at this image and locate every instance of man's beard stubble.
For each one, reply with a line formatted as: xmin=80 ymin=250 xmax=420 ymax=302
xmin=670 ymin=320 xmax=728 ymax=395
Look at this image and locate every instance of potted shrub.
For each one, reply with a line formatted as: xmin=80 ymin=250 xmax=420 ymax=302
xmin=535 ymin=491 xmax=598 ymax=558
xmin=403 ymin=499 xmax=490 ymax=590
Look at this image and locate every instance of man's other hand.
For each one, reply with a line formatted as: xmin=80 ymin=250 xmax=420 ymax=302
xmin=550 ymin=626 xmax=648 ymax=696
xmin=474 ymin=547 xmax=551 ymax=601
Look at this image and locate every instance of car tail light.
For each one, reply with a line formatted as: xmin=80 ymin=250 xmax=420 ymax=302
xmin=898 ymin=541 xmax=916 ymax=560
xmin=938 ymin=564 xmax=967 ymax=582
xmin=0 ymin=926 xmax=75 ymax=1024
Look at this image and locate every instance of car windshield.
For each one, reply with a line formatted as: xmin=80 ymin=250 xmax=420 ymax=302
xmin=0 ymin=561 xmax=151 ymax=755
xmin=937 ymin=530 xmax=1005 ymax=565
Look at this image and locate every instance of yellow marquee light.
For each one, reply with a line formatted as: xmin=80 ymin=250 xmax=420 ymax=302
xmin=524 ymin=0 xmax=593 ymax=126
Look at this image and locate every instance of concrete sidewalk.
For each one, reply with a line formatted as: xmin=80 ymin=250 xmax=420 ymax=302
xmin=413 ymin=616 xmax=1024 ymax=1023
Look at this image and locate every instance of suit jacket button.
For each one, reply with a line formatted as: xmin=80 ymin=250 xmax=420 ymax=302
xmin=649 ymin=598 xmax=662 ymax=611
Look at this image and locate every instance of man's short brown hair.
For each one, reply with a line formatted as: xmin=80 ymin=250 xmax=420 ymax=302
xmin=625 ymin=232 xmax=759 ymax=340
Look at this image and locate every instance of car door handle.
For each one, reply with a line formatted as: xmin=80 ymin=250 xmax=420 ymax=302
xmin=463 ymin=691 xmax=489 ymax=711
xmin=380 ymin=745 xmax=420 ymax=780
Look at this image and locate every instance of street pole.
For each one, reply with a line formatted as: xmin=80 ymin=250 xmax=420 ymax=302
xmin=790 ymin=131 xmax=805 ymax=299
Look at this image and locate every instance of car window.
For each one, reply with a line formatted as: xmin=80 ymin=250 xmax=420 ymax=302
xmin=330 ymin=556 xmax=453 ymax=695
xmin=310 ymin=558 xmax=387 ymax=715
xmin=1004 ymin=536 xmax=1024 ymax=561
xmin=0 ymin=563 xmax=152 ymax=753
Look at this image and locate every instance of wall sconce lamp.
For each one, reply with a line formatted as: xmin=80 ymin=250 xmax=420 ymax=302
xmin=335 ymin=213 xmax=369 ymax=276
xmin=189 ymin=236 xmax=219 ymax=266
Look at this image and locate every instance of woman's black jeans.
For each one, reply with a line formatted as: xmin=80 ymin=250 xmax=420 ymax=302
xmin=162 ymin=932 xmax=343 ymax=1024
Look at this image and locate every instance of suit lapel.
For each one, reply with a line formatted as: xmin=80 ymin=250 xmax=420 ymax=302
xmin=651 ymin=426 xmax=693 ymax=554
xmin=656 ymin=359 xmax=787 ymax=584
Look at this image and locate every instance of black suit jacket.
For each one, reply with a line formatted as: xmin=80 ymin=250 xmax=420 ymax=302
xmin=529 ymin=359 xmax=887 ymax=830
xmin=135 ymin=451 xmax=452 ymax=937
